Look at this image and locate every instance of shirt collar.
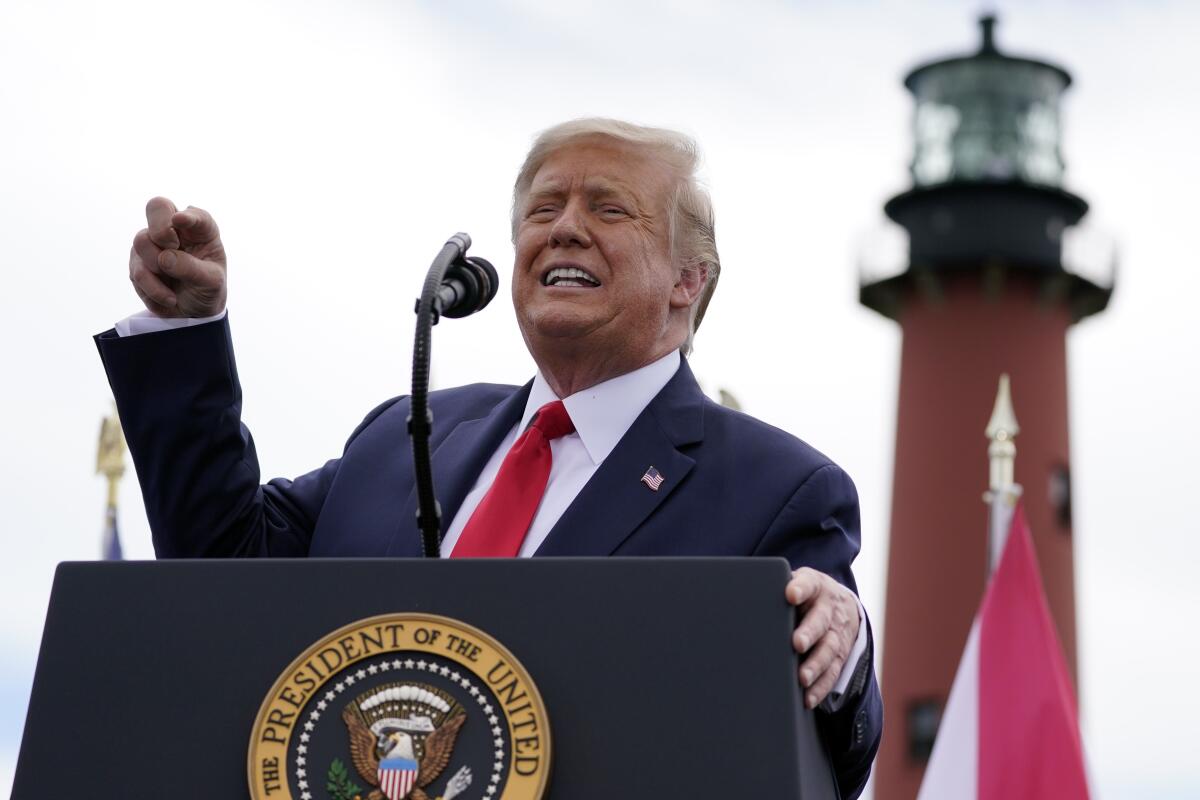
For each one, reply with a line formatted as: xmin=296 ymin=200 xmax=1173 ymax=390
xmin=522 ymin=350 xmax=682 ymax=466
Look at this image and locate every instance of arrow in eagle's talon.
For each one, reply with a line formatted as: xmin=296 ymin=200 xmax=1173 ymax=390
xmin=441 ymin=765 xmax=473 ymax=800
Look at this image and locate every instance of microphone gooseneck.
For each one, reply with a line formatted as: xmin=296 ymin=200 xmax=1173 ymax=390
xmin=409 ymin=233 xmax=496 ymax=558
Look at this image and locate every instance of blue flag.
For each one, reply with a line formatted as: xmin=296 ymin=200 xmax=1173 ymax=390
xmin=102 ymin=505 xmax=123 ymax=561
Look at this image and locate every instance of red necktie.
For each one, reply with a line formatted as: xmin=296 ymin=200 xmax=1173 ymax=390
xmin=450 ymin=400 xmax=576 ymax=557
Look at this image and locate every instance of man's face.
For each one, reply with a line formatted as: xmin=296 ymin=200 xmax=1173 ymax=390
xmin=512 ymin=137 xmax=699 ymax=377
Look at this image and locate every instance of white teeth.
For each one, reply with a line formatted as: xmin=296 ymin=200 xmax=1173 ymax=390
xmin=544 ymin=266 xmax=600 ymax=286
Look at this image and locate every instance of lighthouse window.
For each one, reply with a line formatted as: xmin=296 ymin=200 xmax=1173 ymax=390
xmin=907 ymin=698 xmax=943 ymax=761
xmin=910 ymin=61 xmax=1066 ymax=188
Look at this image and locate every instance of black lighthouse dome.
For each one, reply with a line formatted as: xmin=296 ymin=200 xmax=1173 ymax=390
xmin=862 ymin=16 xmax=1112 ymax=324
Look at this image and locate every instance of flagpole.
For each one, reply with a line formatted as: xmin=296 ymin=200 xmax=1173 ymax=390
xmin=919 ymin=372 xmax=1091 ymax=800
xmin=96 ymin=402 xmax=127 ymax=560
xmin=983 ymin=374 xmax=1022 ymax=574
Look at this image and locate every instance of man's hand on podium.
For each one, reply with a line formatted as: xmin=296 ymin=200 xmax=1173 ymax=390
xmin=130 ymin=196 xmax=227 ymax=318
xmin=787 ymin=567 xmax=861 ymax=709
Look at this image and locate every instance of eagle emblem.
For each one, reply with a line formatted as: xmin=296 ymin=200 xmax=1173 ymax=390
xmin=249 ymin=614 xmax=551 ymax=800
xmin=342 ymin=682 xmax=471 ymax=800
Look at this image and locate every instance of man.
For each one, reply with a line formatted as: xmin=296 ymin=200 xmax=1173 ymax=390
xmin=97 ymin=119 xmax=882 ymax=796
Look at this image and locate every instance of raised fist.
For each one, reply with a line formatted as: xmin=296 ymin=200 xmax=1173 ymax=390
xmin=129 ymin=197 xmax=227 ymax=318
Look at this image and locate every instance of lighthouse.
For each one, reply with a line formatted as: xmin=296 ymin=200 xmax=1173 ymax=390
xmin=863 ymin=16 xmax=1113 ymax=799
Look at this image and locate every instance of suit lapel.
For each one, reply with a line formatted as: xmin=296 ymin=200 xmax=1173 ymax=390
xmin=387 ymin=383 xmax=532 ymax=556
xmin=535 ymin=360 xmax=706 ymax=556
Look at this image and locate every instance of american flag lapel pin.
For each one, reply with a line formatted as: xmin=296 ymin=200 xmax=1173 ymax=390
xmin=640 ymin=466 xmax=665 ymax=491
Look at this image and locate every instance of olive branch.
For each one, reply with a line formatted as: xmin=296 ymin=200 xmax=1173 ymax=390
xmin=326 ymin=758 xmax=364 ymax=800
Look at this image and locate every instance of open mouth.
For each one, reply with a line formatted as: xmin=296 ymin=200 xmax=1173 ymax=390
xmin=542 ymin=266 xmax=601 ymax=288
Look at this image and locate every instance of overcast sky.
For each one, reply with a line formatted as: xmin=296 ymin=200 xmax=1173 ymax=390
xmin=1 ymin=0 xmax=1197 ymax=797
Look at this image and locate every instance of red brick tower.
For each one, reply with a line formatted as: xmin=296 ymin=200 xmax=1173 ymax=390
xmin=862 ymin=17 xmax=1113 ymax=799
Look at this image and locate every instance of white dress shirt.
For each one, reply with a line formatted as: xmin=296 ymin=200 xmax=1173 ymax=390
xmin=115 ymin=308 xmax=227 ymax=337
xmin=115 ymin=309 xmax=867 ymax=699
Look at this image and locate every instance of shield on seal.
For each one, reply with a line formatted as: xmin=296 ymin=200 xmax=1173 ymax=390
xmin=378 ymin=756 xmax=419 ymax=800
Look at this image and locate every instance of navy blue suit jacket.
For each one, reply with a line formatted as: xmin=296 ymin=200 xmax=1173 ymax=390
xmin=96 ymin=316 xmax=882 ymax=797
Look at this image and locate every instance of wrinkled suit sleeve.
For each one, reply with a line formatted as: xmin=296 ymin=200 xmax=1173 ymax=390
xmin=751 ymin=463 xmax=884 ymax=800
xmin=94 ymin=315 xmax=387 ymax=558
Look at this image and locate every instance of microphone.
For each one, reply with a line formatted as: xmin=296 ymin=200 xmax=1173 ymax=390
xmin=436 ymin=255 xmax=499 ymax=318
xmin=409 ymin=232 xmax=497 ymax=557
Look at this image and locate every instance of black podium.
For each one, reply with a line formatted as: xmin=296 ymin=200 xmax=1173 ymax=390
xmin=13 ymin=558 xmax=837 ymax=799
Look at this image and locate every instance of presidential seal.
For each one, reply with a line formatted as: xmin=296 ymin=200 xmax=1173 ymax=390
xmin=249 ymin=614 xmax=551 ymax=800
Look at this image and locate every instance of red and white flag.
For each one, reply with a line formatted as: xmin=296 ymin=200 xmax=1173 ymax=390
xmin=917 ymin=503 xmax=1090 ymax=800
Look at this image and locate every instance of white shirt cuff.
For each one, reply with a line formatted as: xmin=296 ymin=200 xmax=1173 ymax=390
xmin=114 ymin=308 xmax=227 ymax=337
xmin=827 ymin=595 xmax=869 ymax=703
